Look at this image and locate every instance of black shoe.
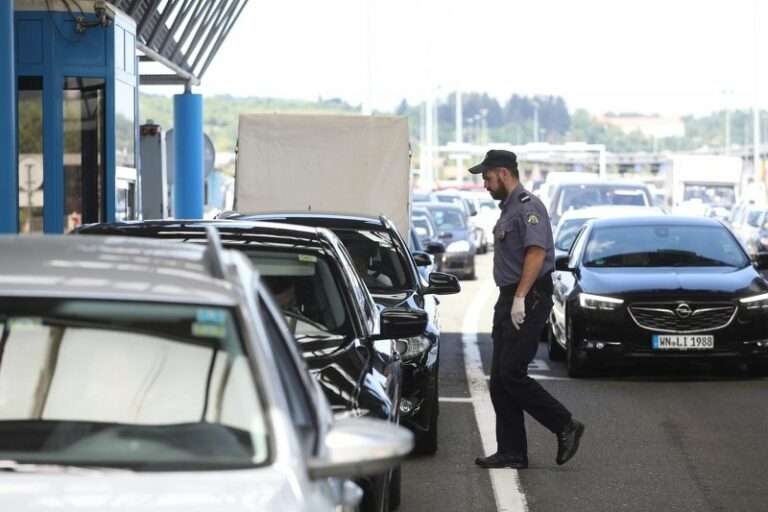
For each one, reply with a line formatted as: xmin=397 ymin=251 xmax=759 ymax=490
xmin=474 ymin=452 xmax=528 ymax=469
xmin=556 ymin=418 xmax=585 ymax=465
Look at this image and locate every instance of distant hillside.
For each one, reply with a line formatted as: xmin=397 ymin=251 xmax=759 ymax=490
xmin=139 ymin=94 xmax=360 ymax=153
xmin=139 ymin=92 xmax=763 ymax=158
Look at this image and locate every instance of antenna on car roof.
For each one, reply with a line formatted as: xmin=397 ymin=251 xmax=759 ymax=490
xmin=204 ymin=226 xmax=226 ymax=279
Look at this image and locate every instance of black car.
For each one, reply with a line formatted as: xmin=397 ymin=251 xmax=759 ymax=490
xmin=549 ymin=216 xmax=768 ymax=377
xmin=73 ymin=220 xmax=427 ymax=512
xmin=233 ymin=213 xmax=461 ymax=455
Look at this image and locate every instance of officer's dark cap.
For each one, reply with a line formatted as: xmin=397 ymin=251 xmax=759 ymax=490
xmin=468 ymin=149 xmax=518 ymax=175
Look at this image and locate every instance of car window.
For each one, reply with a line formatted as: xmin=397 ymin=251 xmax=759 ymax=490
xmin=568 ymin=224 xmax=590 ymax=268
xmin=746 ymin=209 xmax=764 ymax=227
xmin=429 ymin=208 xmax=467 ymax=230
xmin=246 ymin=250 xmax=353 ymax=339
xmin=583 ymin=225 xmax=748 ymax=268
xmin=557 ymin=185 xmax=649 ymax=215
xmin=334 ymin=229 xmax=410 ymax=292
xmin=0 ymin=299 xmax=269 ymax=470
xmin=256 ymin=293 xmax=318 ymax=456
xmin=555 ymin=218 xmax=592 ymax=251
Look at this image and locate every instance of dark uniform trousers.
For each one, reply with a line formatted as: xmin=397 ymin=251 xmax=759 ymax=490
xmin=490 ymin=276 xmax=572 ymax=455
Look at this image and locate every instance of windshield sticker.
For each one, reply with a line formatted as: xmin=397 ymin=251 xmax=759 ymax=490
xmin=298 ymin=254 xmax=317 ymax=263
xmin=196 ymin=309 xmax=226 ymax=324
xmin=192 ymin=322 xmax=226 ymax=339
xmin=8 ymin=317 xmax=43 ymax=329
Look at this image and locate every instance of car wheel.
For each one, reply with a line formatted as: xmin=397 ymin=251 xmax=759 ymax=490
xmin=413 ymin=389 xmax=439 ymax=455
xmin=547 ymin=322 xmax=566 ymax=361
xmin=466 ymin=264 xmax=476 ymax=280
xmin=388 ymin=465 xmax=401 ymax=510
xmin=566 ymin=319 xmax=588 ymax=378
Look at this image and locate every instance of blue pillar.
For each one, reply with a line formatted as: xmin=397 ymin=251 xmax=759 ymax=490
xmin=173 ymin=93 xmax=203 ymax=219
xmin=0 ymin=3 xmax=17 ymax=233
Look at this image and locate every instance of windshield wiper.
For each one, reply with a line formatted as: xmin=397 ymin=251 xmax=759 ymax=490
xmin=0 ymin=459 xmax=133 ymax=474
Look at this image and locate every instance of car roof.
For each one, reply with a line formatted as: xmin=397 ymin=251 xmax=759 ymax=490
xmin=553 ymin=181 xmax=649 ymax=189
xmin=238 ymin=213 xmax=386 ymax=231
xmin=0 ymin=235 xmax=238 ymax=305
xmin=557 ymin=206 xmax=666 ymax=222
xmin=75 ymin=219 xmax=330 ymax=254
xmin=588 ymin=215 xmax=723 ymax=229
xmin=414 ymin=201 xmax=466 ymax=212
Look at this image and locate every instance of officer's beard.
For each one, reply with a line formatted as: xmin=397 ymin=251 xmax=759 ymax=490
xmin=488 ymin=182 xmax=508 ymax=201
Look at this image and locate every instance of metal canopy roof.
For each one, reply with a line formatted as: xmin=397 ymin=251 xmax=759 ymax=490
xmin=110 ymin=0 xmax=249 ymax=87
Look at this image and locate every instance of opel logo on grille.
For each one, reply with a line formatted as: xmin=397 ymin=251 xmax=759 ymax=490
xmin=675 ymin=303 xmax=692 ymax=318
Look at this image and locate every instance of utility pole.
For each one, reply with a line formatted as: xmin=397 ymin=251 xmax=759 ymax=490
xmin=533 ymin=101 xmax=540 ymax=143
xmin=455 ymin=89 xmax=464 ymax=185
xmin=753 ymin=0 xmax=761 ymax=178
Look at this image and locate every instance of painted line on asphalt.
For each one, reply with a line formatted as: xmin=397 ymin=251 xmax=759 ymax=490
xmin=461 ymin=278 xmax=528 ymax=512
xmin=438 ymin=397 xmax=476 ymax=403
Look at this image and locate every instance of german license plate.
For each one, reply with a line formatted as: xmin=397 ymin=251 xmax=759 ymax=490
xmin=652 ymin=334 xmax=714 ymax=350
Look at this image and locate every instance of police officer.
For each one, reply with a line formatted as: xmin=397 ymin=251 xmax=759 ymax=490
xmin=469 ymin=149 xmax=584 ymax=469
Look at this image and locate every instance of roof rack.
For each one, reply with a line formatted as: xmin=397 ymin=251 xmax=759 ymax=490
xmin=204 ymin=226 xmax=227 ymax=279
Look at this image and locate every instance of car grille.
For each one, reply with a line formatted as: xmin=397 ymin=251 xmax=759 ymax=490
xmin=627 ymin=302 xmax=737 ymax=333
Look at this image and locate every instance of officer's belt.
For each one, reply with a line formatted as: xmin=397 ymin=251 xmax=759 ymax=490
xmin=498 ymin=271 xmax=553 ymax=296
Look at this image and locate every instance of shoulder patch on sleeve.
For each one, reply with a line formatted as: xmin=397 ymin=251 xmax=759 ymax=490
xmin=526 ymin=213 xmax=539 ymax=225
xmin=519 ymin=192 xmax=531 ymax=203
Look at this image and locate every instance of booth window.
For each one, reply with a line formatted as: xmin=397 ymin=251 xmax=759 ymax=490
xmin=18 ymin=77 xmax=44 ymax=234
xmin=63 ymin=77 xmax=105 ymax=231
xmin=115 ymin=80 xmax=135 ymax=169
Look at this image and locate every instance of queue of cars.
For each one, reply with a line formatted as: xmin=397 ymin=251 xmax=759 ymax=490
xmin=73 ymin=213 xmax=460 ymax=511
xmin=0 ymin=234 xmax=413 ymax=512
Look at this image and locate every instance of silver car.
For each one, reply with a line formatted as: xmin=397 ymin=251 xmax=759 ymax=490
xmin=0 ymin=233 xmax=412 ymax=512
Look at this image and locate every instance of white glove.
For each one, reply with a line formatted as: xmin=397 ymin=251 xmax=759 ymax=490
xmin=510 ymin=296 xmax=526 ymax=330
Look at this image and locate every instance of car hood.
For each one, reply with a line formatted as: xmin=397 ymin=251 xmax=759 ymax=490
xmin=0 ymin=468 xmax=309 ymax=512
xmin=579 ymin=266 xmax=768 ymax=298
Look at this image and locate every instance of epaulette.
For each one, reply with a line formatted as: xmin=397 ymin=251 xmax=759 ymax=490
xmin=519 ymin=192 xmax=531 ymax=203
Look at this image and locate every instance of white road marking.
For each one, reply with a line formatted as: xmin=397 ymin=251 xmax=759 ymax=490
xmin=438 ymin=397 xmax=476 ymax=403
xmin=462 ymin=278 xmax=528 ymax=512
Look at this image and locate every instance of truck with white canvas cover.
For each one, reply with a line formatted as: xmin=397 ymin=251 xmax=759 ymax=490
xmin=234 ymin=114 xmax=412 ymax=238
xmin=665 ymin=154 xmax=742 ymax=216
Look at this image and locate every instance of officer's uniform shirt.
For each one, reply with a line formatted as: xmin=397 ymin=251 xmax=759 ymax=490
xmin=493 ymin=183 xmax=555 ymax=286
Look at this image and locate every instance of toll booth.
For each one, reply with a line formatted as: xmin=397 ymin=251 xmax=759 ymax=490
xmin=14 ymin=1 xmax=139 ymax=233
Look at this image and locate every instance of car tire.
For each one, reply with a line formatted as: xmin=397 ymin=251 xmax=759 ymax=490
xmin=388 ymin=465 xmax=401 ymax=511
xmin=413 ymin=389 xmax=439 ymax=455
xmin=466 ymin=264 xmax=476 ymax=280
xmin=566 ymin=319 xmax=588 ymax=378
xmin=547 ymin=323 xmax=566 ymax=361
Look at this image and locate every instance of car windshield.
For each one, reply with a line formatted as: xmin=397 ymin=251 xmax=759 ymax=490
xmin=557 ymin=185 xmax=649 ymax=215
xmin=248 ymin=251 xmax=353 ymax=340
xmin=412 ymin=215 xmax=434 ymax=238
xmin=555 ymin=218 xmax=591 ymax=251
xmin=478 ymin=198 xmax=498 ymax=211
xmin=0 ymin=299 xmax=268 ymax=470
xmin=746 ymin=209 xmax=765 ymax=227
xmin=683 ymin=185 xmax=736 ymax=208
xmin=583 ymin=225 xmax=748 ymax=268
xmin=428 ymin=207 xmax=467 ymax=230
xmin=333 ymin=229 xmax=411 ymax=292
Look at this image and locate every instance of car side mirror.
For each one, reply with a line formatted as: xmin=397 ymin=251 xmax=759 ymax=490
xmin=424 ymin=241 xmax=446 ymax=255
xmin=469 ymin=205 xmax=478 ymax=216
xmin=308 ymin=417 xmax=413 ymax=480
xmin=426 ymin=271 xmax=461 ymax=295
xmin=374 ymin=307 xmax=428 ymax=339
xmin=555 ymin=255 xmax=572 ymax=272
xmin=412 ymin=251 xmax=433 ymax=267
xmin=754 ymin=252 xmax=768 ymax=270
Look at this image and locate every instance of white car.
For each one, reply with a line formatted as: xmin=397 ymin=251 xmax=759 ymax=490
xmin=553 ymin=205 xmax=667 ymax=258
xmin=0 ymin=233 xmax=413 ymax=512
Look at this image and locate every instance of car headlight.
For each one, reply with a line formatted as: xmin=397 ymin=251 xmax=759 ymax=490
xmin=739 ymin=292 xmax=768 ymax=310
xmin=579 ymin=293 xmax=623 ymax=311
xmin=446 ymin=240 xmax=471 ymax=253
xmin=396 ymin=336 xmax=431 ymax=360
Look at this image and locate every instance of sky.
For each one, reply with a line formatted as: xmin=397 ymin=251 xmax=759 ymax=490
xmin=188 ymin=0 xmax=765 ymax=117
